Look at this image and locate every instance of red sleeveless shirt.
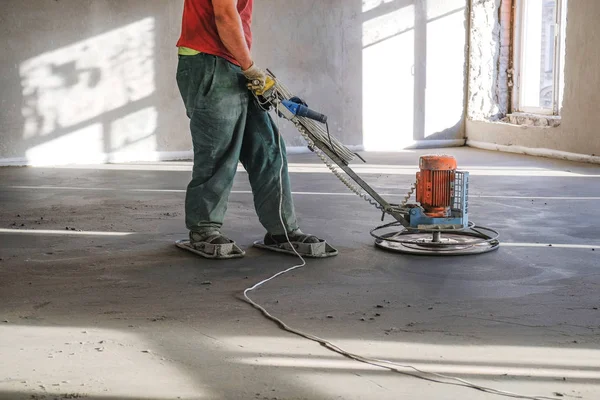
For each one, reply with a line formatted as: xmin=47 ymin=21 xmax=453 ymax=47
xmin=176 ymin=0 xmax=253 ymax=66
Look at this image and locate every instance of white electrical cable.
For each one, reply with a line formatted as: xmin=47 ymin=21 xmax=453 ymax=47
xmin=242 ymin=103 xmax=562 ymax=400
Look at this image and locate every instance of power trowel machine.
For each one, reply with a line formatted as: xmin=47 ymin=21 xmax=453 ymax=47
xmin=252 ymin=72 xmax=500 ymax=256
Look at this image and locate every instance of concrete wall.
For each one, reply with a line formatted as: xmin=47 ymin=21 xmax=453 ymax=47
xmin=257 ymin=0 xmax=470 ymax=151
xmin=467 ymin=0 xmax=600 ymax=159
xmin=467 ymin=0 xmax=509 ymax=121
xmin=0 ymin=0 xmax=469 ymax=165
xmin=252 ymin=0 xmax=363 ymax=148
xmin=0 ymin=0 xmax=188 ymax=165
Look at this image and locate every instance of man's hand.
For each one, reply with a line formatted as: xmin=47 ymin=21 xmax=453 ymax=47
xmin=243 ymin=63 xmax=267 ymax=92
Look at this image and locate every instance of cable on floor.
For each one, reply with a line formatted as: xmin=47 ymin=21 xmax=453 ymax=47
xmin=242 ymin=102 xmax=561 ymax=400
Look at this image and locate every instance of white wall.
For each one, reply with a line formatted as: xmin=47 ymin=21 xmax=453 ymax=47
xmin=0 ymin=0 xmax=469 ymax=165
xmin=0 ymin=1 xmax=188 ymax=165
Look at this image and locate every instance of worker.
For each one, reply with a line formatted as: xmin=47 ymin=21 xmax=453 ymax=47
xmin=175 ymin=0 xmax=337 ymax=259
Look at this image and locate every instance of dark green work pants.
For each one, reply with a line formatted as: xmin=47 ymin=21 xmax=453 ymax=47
xmin=176 ymin=53 xmax=298 ymax=236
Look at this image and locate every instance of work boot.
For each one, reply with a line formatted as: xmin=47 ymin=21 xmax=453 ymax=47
xmin=264 ymin=229 xmax=322 ymax=246
xmin=189 ymin=231 xmax=233 ymax=246
xmin=257 ymin=229 xmax=338 ymax=258
xmin=180 ymin=231 xmax=245 ymax=259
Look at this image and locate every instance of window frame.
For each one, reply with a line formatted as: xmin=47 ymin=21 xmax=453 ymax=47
xmin=511 ymin=0 xmax=567 ymax=116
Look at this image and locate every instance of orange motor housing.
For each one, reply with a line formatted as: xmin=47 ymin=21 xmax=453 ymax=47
xmin=416 ymin=155 xmax=457 ymax=217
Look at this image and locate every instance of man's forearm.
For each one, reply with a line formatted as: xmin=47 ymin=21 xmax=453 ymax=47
xmin=214 ymin=11 xmax=253 ymax=70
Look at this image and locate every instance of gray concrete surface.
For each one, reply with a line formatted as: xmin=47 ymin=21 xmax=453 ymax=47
xmin=0 ymin=0 xmax=468 ymax=164
xmin=467 ymin=0 xmax=600 ymax=157
xmin=1 ymin=148 xmax=599 ymax=400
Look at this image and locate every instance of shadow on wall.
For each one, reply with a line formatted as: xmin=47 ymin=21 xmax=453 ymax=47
xmin=0 ymin=0 xmax=186 ymax=166
xmin=19 ymin=18 xmax=158 ymax=165
xmin=362 ymin=0 xmax=468 ymax=151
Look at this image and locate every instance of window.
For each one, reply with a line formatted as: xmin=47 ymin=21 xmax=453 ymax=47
xmin=512 ymin=0 xmax=567 ymax=115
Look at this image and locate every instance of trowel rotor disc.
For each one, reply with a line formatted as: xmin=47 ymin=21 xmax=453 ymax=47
xmin=372 ymin=225 xmax=500 ymax=256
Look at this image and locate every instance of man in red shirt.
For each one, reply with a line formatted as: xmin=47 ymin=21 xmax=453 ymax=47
xmin=176 ymin=0 xmax=334 ymax=259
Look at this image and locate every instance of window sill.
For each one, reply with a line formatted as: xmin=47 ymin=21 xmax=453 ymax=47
xmin=501 ymin=112 xmax=561 ymax=128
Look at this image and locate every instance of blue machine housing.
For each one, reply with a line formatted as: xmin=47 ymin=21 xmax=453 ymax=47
xmin=407 ymin=171 xmax=470 ymax=229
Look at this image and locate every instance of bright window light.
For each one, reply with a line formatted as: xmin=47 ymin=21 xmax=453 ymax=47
xmin=514 ymin=0 xmax=568 ymax=115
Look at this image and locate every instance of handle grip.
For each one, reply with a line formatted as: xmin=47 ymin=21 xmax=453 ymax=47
xmin=295 ymin=104 xmax=328 ymax=123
